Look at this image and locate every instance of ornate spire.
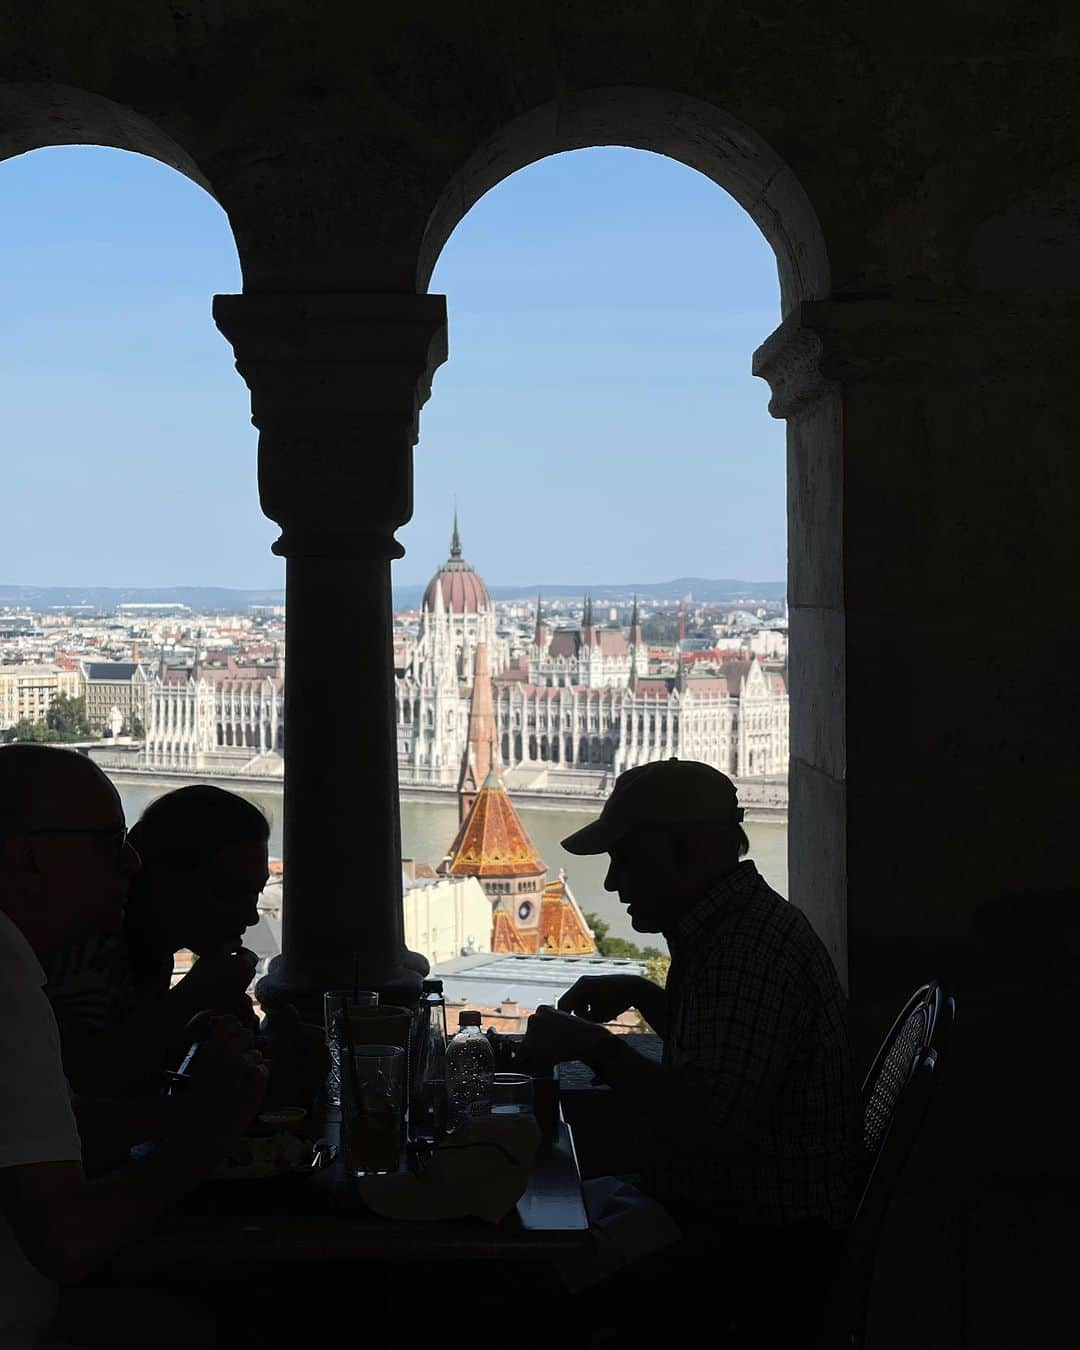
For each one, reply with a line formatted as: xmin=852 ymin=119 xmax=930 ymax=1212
xmin=450 ymin=509 xmax=462 ymax=560
xmin=457 ymin=642 xmax=497 ymax=823
xmin=629 ymin=594 xmax=647 ymax=680
xmin=533 ymin=593 xmax=547 ymax=648
xmin=583 ymin=594 xmax=592 ymax=629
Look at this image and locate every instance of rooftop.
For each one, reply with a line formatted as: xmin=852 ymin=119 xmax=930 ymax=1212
xmin=431 ymin=951 xmax=647 ymax=1010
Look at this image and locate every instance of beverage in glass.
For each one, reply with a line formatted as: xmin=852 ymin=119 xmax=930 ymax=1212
xmin=341 ymin=1043 xmax=404 ymax=1176
xmin=491 ymin=1072 xmax=535 ymax=1117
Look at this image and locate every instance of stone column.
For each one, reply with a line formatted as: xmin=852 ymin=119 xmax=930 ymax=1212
xmin=754 ymin=297 xmax=1080 ymax=1003
xmin=214 ymin=293 xmax=448 ymax=1009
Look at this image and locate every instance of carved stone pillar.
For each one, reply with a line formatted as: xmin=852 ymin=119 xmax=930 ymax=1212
xmin=755 ymin=297 xmax=1080 ymax=1005
xmin=214 ymin=292 xmax=448 ymax=1009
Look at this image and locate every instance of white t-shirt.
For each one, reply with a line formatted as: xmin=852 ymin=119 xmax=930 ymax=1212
xmin=0 ymin=910 xmax=82 ymax=1348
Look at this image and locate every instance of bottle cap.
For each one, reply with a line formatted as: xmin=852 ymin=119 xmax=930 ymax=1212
xmin=423 ymin=978 xmax=444 ymax=994
xmin=458 ymin=1010 xmax=482 ymax=1028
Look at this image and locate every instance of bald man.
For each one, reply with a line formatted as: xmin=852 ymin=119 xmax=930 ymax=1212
xmin=0 ymin=745 xmax=267 ymax=1348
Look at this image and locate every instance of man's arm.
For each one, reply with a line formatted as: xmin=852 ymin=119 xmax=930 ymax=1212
xmin=72 ymin=1093 xmax=193 ymax=1173
xmin=0 ymin=1019 xmax=266 ymax=1285
xmin=1 ymin=1126 xmax=237 ymax=1283
xmin=60 ymin=951 xmax=259 ymax=1093
xmin=526 ymin=934 xmax=806 ymax=1153
xmin=523 ymin=1007 xmax=748 ymax=1152
xmin=556 ymin=974 xmax=669 ymax=1038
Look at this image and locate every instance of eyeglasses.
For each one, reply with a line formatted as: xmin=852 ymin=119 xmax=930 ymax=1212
xmin=26 ymin=826 xmax=130 ymax=859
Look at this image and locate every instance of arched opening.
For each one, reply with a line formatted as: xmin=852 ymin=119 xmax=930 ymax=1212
xmin=414 ymin=88 xmax=843 ymax=976
xmin=419 ymin=88 xmax=828 ymax=314
xmin=0 ymin=128 xmax=286 ymax=792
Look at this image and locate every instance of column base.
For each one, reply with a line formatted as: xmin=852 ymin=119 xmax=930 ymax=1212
xmin=255 ymin=949 xmax=428 ymax=1022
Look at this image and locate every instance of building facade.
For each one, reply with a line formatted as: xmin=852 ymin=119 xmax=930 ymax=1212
xmin=395 ymin=519 xmax=509 ymax=782
xmin=401 ymin=865 xmax=493 ymax=967
xmin=79 ymin=661 xmax=152 ymax=734
xmin=396 ymin=529 xmax=789 ymax=789
xmin=0 ymin=663 xmax=81 ymax=731
xmin=144 ymin=655 xmax=284 ymax=772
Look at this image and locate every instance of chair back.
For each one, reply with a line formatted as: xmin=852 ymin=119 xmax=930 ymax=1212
xmin=819 ymin=981 xmax=955 ymax=1348
xmin=858 ymin=982 xmax=951 ymax=1222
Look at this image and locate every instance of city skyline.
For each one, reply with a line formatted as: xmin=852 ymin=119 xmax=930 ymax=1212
xmin=2 ymin=144 xmax=785 ymax=589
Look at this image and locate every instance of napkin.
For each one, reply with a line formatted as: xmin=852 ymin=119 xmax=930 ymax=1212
xmin=355 ymin=1112 xmax=541 ymax=1223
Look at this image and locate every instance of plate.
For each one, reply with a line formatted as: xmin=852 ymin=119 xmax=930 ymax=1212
xmin=209 ymin=1131 xmax=335 ymax=1181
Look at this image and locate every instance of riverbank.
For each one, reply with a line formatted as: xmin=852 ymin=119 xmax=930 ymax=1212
xmin=107 ymin=770 xmax=789 ymax=946
xmin=94 ymin=758 xmax=787 ymax=822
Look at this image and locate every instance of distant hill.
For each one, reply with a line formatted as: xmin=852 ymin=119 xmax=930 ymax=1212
xmin=393 ymin=577 xmax=786 ymax=610
xmin=1 ymin=576 xmax=785 ymax=615
xmin=0 ymin=586 xmax=284 ymax=614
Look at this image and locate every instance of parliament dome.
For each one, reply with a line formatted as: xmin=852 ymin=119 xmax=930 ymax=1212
xmin=422 ymin=516 xmax=492 ymax=615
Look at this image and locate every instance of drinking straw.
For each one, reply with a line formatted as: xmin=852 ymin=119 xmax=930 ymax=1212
xmin=341 ymin=992 xmax=359 ymax=1116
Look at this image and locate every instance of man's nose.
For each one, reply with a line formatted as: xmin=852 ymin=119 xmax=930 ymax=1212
xmin=603 ymin=861 xmax=618 ymax=892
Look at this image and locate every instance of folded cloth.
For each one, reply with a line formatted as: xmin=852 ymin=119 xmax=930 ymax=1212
xmin=558 ymin=1176 xmax=683 ymax=1293
xmin=356 ymin=1113 xmax=541 ymax=1223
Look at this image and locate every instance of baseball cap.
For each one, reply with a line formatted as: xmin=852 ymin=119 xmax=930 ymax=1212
xmin=561 ymin=758 xmax=744 ymax=855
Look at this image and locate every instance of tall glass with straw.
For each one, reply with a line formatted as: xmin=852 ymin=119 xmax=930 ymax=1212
xmin=322 ymin=957 xmax=378 ymax=1109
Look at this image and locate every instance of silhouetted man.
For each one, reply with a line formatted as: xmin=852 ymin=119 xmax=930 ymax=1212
xmin=523 ymin=759 xmax=858 ymax=1305
xmin=0 ymin=746 xmax=267 ymax=1347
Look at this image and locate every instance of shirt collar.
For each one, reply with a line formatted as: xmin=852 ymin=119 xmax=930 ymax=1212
xmin=666 ymin=860 xmax=762 ymax=951
xmin=0 ymin=907 xmax=47 ymax=987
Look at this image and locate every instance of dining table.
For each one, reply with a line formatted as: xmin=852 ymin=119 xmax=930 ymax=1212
xmin=107 ymin=1112 xmax=592 ymax=1274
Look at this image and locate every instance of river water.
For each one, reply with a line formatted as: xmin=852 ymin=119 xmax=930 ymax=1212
xmin=115 ymin=782 xmax=788 ymax=948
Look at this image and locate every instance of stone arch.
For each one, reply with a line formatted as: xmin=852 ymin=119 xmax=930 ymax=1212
xmin=417 ymin=87 xmax=843 ymax=978
xmin=418 ymin=86 xmax=829 ymax=316
xmin=0 ymin=83 xmax=214 ymax=198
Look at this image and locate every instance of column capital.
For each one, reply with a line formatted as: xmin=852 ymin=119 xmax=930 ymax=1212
xmin=213 ymin=292 xmax=448 ymax=559
xmin=751 ymin=316 xmax=830 ymax=420
xmin=755 ymin=296 xmax=1080 ymax=418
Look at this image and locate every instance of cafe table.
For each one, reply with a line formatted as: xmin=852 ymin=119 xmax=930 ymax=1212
xmin=108 ymin=1114 xmax=592 ymax=1273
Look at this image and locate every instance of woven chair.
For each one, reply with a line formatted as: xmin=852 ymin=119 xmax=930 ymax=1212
xmin=717 ymin=983 xmax=953 ymax=1350
xmin=816 ymin=980 xmax=956 ymax=1349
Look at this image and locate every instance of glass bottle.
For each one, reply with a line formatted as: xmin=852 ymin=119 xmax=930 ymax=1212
xmin=412 ymin=979 xmax=449 ymax=1143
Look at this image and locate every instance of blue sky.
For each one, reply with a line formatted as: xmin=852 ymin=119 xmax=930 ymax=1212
xmin=0 ymin=145 xmax=785 ymax=590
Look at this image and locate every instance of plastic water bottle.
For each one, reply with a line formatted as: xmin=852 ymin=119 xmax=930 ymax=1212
xmin=445 ymin=1010 xmax=494 ymax=1129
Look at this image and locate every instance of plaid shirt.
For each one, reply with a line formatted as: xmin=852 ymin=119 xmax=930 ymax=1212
xmin=645 ymin=862 xmax=859 ymax=1231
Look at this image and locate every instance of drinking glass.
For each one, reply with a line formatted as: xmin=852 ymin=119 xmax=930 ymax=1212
xmin=323 ymin=989 xmax=379 ymax=1108
xmin=341 ymin=1044 xmax=405 ymax=1176
xmin=491 ymin=1072 xmax=535 ymax=1116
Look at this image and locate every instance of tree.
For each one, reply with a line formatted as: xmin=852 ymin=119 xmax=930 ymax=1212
xmin=121 ymin=712 xmax=145 ymax=738
xmin=644 ymin=953 xmax=671 ymax=989
xmin=7 ymin=718 xmax=58 ymax=743
xmin=583 ymin=911 xmax=663 ymax=961
xmin=45 ymin=694 xmax=92 ymax=742
xmin=641 ymin=614 xmax=680 ymax=645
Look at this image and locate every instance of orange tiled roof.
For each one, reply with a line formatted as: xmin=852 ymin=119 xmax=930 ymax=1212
xmin=492 ymin=909 xmax=536 ymax=954
xmin=443 ymin=769 xmax=547 ymax=879
xmin=539 ymin=874 xmax=597 ymax=955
